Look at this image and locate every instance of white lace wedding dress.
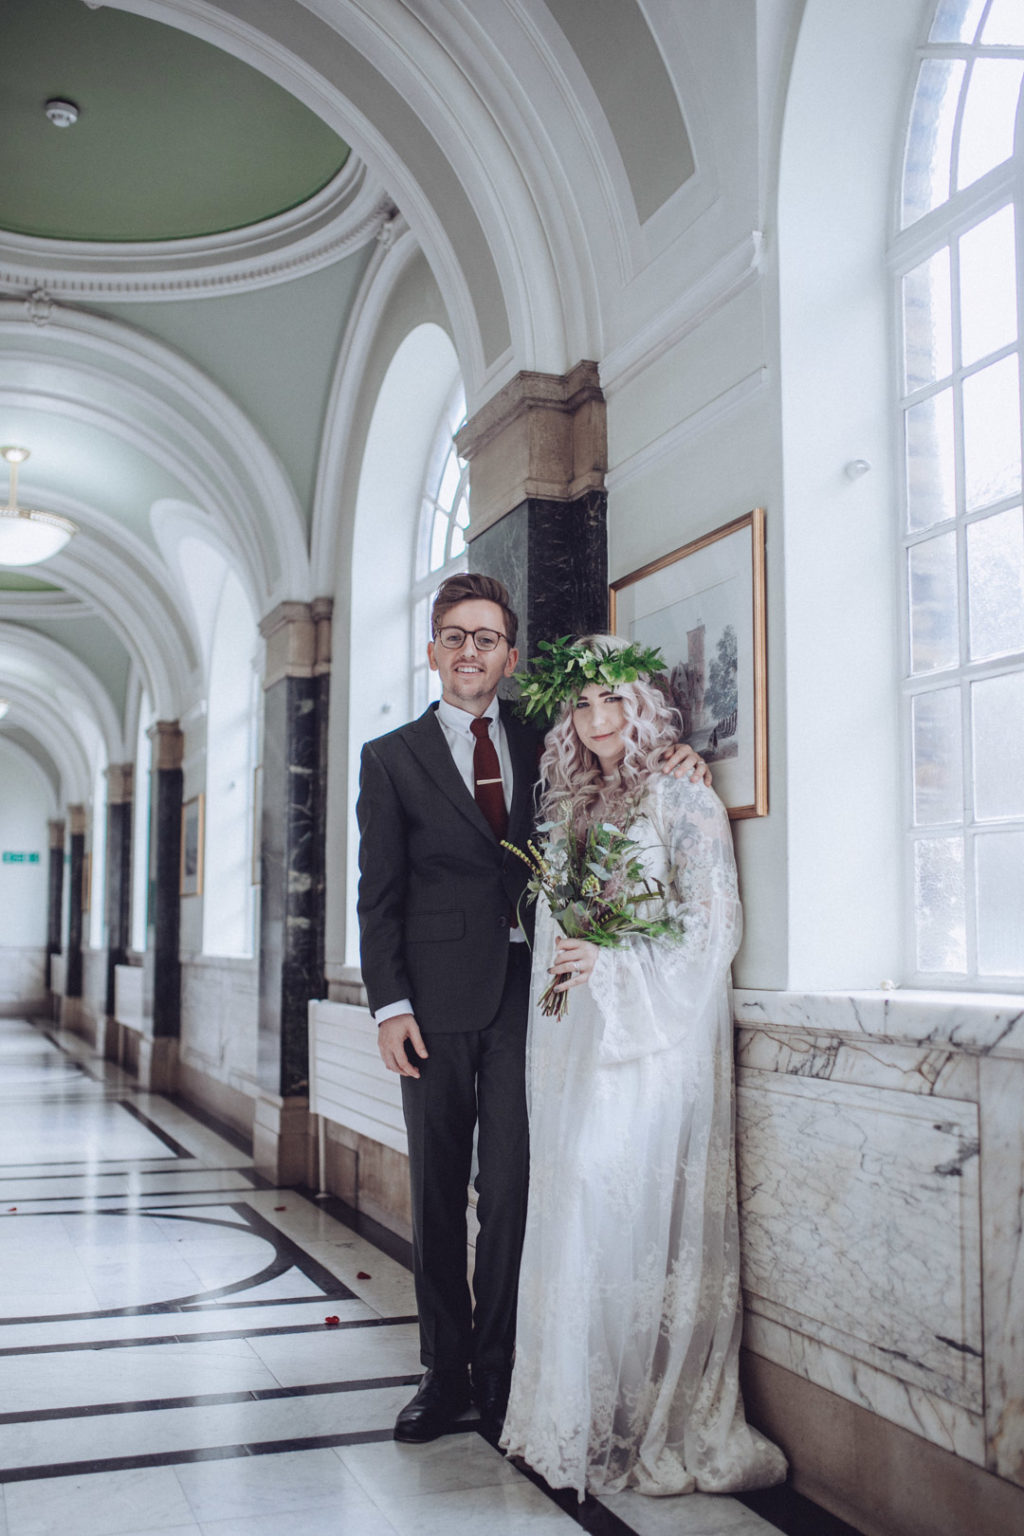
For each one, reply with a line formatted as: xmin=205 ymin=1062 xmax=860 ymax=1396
xmin=501 ymin=773 xmax=787 ymax=1499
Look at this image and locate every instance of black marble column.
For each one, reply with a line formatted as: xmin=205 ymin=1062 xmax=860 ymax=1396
xmin=149 ymin=723 xmax=183 ymax=1040
xmin=257 ymin=600 xmax=331 ymax=1101
xmin=104 ymin=764 xmax=133 ymax=1017
xmin=65 ymin=805 xmax=85 ymax=999
xmin=470 ymin=489 xmax=608 ymax=667
xmin=455 ymin=361 xmax=609 ymax=670
xmin=46 ymin=818 xmax=65 ymax=989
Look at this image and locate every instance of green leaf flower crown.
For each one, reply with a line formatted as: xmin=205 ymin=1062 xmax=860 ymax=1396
xmin=515 ymin=635 xmax=668 ymax=725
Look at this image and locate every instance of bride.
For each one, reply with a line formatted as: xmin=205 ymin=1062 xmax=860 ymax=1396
xmin=500 ymin=636 xmax=786 ymax=1500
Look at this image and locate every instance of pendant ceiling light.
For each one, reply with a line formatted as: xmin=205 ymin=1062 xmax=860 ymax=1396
xmin=0 ymin=447 xmax=77 ymax=566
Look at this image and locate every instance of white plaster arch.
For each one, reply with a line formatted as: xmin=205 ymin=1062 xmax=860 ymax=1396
xmin=150 ymin=499 xmax=263 ymax=667
xmin=310 ymin=221 xmax=432 ymax=592
xmin=0 ymin=622 xmax=124 ymax=764
xmin=0 ymin=298 xmax=310 ymax=609
xmin=0 ymin=734 xmax=60 ymax=818
xmin=85 ymin=0 xmax=659 ymax=397
xmin=0 ymin=687 xmax=93 ymax=805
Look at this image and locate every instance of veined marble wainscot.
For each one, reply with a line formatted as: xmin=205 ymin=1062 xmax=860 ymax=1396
xmin=733 ymin=987 xmax=1024 ymax=1487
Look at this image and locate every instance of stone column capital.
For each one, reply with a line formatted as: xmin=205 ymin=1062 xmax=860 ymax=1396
xmin=67 ymin=803 xmax=86 ymax=837
xmin=148 ymin=721 xmax=184 ymax=771
xmin=48 ymin=818 xmax=66 ymax=849
xmin=455 ymin=361 xmax=607 ymax=537
xmin=105 ymin=762 xmax=134 ymax=804
xmin=312 ymin=596 xmax=333 ymax=676
xmin=260 ymin=601 xmax=317 ymax=688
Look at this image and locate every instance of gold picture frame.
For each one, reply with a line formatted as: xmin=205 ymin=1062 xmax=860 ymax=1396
xmin=251 ymin=765 xmax=262 ymax=886
xmin=180 ymin=793 xmax=205 ymax=897
xmin=610 ymin=507 xmax=768 ymax=819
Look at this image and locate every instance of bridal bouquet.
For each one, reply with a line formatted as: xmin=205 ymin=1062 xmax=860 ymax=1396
xmin=503 ymin=802 xmax=678 ymax=1018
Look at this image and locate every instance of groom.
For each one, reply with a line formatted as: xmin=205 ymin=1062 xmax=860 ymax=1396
xmin=357 ymin=573 xmax=538 ymax=1443
xmin=357 ymin=573 xmax=705 ymax=1444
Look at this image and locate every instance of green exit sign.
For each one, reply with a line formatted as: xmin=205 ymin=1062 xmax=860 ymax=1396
xmin=2 ymin=851 xmax=40 ymax=864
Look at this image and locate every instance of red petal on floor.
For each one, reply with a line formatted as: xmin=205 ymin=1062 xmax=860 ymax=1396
xmin=324 ymin=1315 xmax=340 ymax=1326
xmin=356 ymin=1271 xmax=371 ymax=1279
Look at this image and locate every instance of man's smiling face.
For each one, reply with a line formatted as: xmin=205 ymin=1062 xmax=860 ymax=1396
xmin=427 ymin=598 xmax=519 ymax=716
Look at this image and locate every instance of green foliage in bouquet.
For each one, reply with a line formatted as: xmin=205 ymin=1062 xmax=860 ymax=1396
xmin=503 ymin=798 xmax=679 ymax=1018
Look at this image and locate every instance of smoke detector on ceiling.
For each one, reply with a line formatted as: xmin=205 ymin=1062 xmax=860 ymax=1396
xmin=45 ymin=99 xmax=80 ymax=128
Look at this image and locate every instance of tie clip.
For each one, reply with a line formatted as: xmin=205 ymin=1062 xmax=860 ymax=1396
xmin=476 ymin=777 xmax=503 ymax=785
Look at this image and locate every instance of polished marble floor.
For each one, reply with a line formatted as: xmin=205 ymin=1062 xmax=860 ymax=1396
xmin=0 ymin=1017 xmax=834 ymax=1536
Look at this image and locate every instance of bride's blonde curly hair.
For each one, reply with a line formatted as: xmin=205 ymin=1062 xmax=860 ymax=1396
xmin=537 ymin=634 xmax=681 ymax=829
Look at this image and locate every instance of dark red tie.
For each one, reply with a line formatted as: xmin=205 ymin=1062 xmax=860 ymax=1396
xmin=470 ymin=716 xmax=508 ymax=842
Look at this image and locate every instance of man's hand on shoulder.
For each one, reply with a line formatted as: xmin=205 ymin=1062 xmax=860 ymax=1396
xmin=378 ymin=1013 xmax=429 ymax=1078
xmin=660 ymin=741 xmax=712 ymax=787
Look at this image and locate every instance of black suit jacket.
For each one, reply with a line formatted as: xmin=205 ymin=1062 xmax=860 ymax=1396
xmin=356 ymin=699 xmax=541 ymax=1034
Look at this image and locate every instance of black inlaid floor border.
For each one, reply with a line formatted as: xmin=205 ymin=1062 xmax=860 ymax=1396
xmin=0 ymin=1373 xmax=423 ymax=1427
xmin=291 ymin=1185 xmax=414 ymax=1272
xmin=0 ymin=1200 xmax=358 ymax=1323
xmin=0 ymin=1314 xmax=420 ymax=1358
xmin=0 ymin=1426 xmax=399 ymax=1484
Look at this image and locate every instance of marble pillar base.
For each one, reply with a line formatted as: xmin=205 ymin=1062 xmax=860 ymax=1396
xmin=137 ymin=1035 xmax=178 ymax=1094
xmin=253 ymin=1093 xmax=314 ymax=1186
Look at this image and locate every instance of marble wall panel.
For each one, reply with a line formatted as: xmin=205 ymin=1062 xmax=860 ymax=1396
xmin=180 ymin=956 xmax=260 ymax=1100
xmin=0 ymin=946 xmax=47 ymax=1012
xmin=743 ymin=1311 xmax=986 ymax=1464
xmin=737 ymin=1070 xmax=982 ymax=1410
xmin=736 ymin=1025 xmax=978 ymax=1101
xmin=979 ymin=1055 xmax=1024 ymax=1484
xmin=735 ymin=988 xmax=1024 ymax=1060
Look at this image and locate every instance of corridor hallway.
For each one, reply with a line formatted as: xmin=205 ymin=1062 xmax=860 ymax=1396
xmin=0 ymin=1016 xmax=852 ymax=1536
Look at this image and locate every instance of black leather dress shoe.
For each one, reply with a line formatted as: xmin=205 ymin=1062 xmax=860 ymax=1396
xmin=393 ymin=1368 xmax=472 ymax=1443
xmin=472 ymin=1369 xmax=511 ymax=1442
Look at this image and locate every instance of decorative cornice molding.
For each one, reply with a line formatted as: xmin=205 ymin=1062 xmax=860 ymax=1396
xmin=0 ymin=159 xmax=392 ymax=301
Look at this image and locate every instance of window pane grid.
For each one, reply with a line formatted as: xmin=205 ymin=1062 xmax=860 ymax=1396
xmin=902 ymin=7 xmax=1024 ymax=230
xmin=897 ymin=3 xmax=1024 ymax=983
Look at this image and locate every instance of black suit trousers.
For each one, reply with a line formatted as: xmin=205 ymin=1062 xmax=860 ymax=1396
xmin=400 ymin=945 xmax=531 ymax=1376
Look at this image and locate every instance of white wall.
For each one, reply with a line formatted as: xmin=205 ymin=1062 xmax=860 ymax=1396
xmin=0 ymin=738 xmax=51 ymax=947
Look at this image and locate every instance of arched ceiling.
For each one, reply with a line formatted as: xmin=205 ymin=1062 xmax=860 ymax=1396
xmin=0 ymin=0 xmax=350 ymax=242
xmin=0 ymin=0 xmax=704 ymax=814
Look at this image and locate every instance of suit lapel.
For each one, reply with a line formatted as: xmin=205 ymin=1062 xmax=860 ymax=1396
xmin=402 ymin=705 xmax=496 ymax=841
xmin=501 ymin=699 xmax=541 ymax=846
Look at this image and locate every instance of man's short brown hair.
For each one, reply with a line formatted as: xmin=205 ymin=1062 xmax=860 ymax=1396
xmin=431 ymin=573 xmax=519 ymax=648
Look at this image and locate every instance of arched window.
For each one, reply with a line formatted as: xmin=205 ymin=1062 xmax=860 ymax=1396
xmin=410 ymin=382 xmax=469 ymax=713
xmin=88 ymin=752 xmax=107 ymax=950
xmin=130 ymin=691 xmax=152 ymax=953
xmin=895 ymin=0 xmax=1024 ymax=982
xmin=203 ymin=569 xmax=258 ymax=957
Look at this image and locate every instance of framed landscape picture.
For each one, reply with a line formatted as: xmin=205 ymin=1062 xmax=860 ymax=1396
xmin=609 ymin=507 xmax=768 ymax=818
xmin=180 ymin=794 xmax=205 ymax=897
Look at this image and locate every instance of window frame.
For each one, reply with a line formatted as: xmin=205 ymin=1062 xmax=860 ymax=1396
xmin=892 ymin=0 xmax=1024 ymax=988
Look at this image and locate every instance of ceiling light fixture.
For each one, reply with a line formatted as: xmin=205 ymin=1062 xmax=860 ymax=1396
xmin=45 ymin=98 xmax=79 ymax=128
xmin=0 ymin=700 xmax=9 ymax=720
xmin=0 ymin=447 xmax=77 ymax=566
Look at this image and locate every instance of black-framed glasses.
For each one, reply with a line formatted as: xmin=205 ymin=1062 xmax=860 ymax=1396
xmin=434 ymin=626 xmax=509 ymax=652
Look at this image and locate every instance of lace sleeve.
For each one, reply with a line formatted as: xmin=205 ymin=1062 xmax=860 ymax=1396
xmin=587 ymin=778 xmax=741 ymax=1065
